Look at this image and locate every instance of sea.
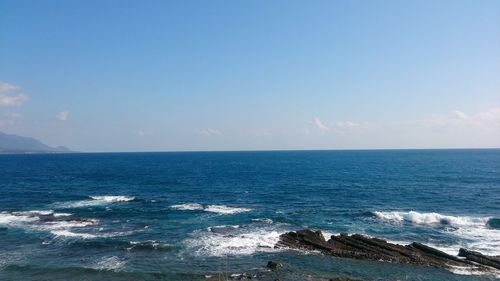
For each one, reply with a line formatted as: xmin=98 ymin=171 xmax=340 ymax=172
xmin=0 ymin=149 xmax=499 ymax=281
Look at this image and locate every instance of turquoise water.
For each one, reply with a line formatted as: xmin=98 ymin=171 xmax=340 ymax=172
xmin=0 ymin=149 xmax=499 ymax=280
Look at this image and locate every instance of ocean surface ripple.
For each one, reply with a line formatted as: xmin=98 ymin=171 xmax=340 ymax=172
xmin=0 ymin=149 xmax=498 ymax=280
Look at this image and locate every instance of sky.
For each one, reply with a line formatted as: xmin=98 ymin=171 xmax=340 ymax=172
xmin=0 ymin=0 xmax=499 ymax=152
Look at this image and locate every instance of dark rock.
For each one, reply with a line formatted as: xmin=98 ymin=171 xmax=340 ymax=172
xmin=276 ymin=229 xmax=330 ymax=252
xmin=408 ymin=242 xmax=464 ymax=263
xmin=267 ymin=261 xmax=282 ymax=269
xmin=458 ymin=248 xmax=500 ymax=269
xmin=277 ymin=229 xmax=493 ymax=272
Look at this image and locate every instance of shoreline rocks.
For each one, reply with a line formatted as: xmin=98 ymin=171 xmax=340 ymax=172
xmin=458 ymin=248 xmax=500 ymax=270
xmin=276 ymin=229 xmax=498 ymax=272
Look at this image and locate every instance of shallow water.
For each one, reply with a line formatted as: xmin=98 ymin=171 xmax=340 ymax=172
xmin=0 ymin=150 xmax=499 ymax=280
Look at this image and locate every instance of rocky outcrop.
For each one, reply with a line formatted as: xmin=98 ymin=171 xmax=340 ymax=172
xmin=266 ymin=261 xmax=282 ymax=269
xmin=458 ymin=248 xmax=500 ymax=270
xmin=276 ymin=229 xmax=498 ymax=272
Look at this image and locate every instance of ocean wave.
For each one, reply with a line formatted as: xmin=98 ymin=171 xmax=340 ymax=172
xmin=51 ymin=230 xmax=98 ymax=239
xmin=184 ymin=226 xmax=283 ymax=256
xmin=207 ymin=225 xmax=240 ymax=234
xmin=54 ymin=195 xmax=135 ymax=208
xmin=51 ymin=229 xmax=140 ymax=240
xmin=170 ymin=203 xmax=204 ymax=211
xmin=204 ymin=205 xmax=252 ymax=215
xmin=449 ymin=265 xmax=500 ymax=278
xmin=0 ymin=210 xmax=77 ymax=226
xmin=69 ymin=239 xmax=175 ymax=252
xmin=0 ymin=212 xmax=40 ymax=225
xmin=44 ymin=219 xmax=99 ymax=229
xmin=92 ymin=256 xmax=126 ymax=271
xmin=373 ymin=210 xmax=500 ymax=256
xmin=372 ymin=211 xmax=489 ymax=227
xmin=127 ymin=241 xmax=176 ymax=251
xmin=0 ymin=209 xmax=105 ymax=240
xmin=251 ymin=218 xmax=273 ymax=224
xmin=170 ymin=203 xmax=252 ymax=215
xmin=487 ymin=218 xmax=500 ymax=229
xmin=53 ymin=212 xmax=72 ymax=217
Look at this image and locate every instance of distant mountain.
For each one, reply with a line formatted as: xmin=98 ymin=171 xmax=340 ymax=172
xmin=0 ymin=131 xmax=71 ymax=154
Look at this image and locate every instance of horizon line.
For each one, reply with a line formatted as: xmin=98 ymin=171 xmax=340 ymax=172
xmin=3 ymin=147 xmax=499 ymax=155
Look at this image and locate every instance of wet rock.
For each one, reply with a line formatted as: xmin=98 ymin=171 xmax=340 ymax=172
xmin=458 ymin=248 xmax=500 ymax=269
xmin=267 ymin=260 xmax=282 ymax=269
xmin=277 ymin=229 xmax=492 ymax=272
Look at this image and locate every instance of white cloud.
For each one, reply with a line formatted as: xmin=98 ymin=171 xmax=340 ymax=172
xmin=475 ymin=107 xmax=500 ymax=122
xmin=58 ymin=111 xmax=69 ymax=121
xmin=314 ymin=117 xmax=329 ymax=132
xmin=453 ymin=110 xmax=468 ymax=120
xmin=199 ymin=128 xmax=222 ymax=136
xmin=0 ymin=82 xmax=20 ymax=92
xmin=0 ymin=82 xmax=28 ymax=107
xmin=137 ymin=130 xmax=145 ymax=136
xmin=427 ymin=108 xmax=500 ymax=128
xmin=335 ymin=121 xmax=370 ymax=129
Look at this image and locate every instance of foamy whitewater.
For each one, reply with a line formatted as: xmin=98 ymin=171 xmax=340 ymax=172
xmin=171 ymin=203 xmax=252 ymax=214
xmin=53 ymin=195 xmax=135 ymax=208
xmin=373 ymin=211 xmax=500 ymax=256
xmin=184 ymin=225 xmax=283 ymax=257
xmin=0 ymin=150 xmax=498 ymax=280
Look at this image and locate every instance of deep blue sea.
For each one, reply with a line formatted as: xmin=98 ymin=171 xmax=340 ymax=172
xmin=0 ymin=150 xmax=499 ymax=280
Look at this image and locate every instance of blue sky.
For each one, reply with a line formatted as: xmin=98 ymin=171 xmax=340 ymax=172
xmin=0 ymin=0 xmax=499 ymax=151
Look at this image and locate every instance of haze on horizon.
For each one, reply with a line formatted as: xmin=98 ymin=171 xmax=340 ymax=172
xmin=0 ymin=0 xmax=499 ymax=152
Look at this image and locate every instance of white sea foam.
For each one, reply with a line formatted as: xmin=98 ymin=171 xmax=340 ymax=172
xmin=207 ymin=225 xmax=240 ymax=233
xmin=170 ymin=203 xmax=204 ymax=211
xmin=204 ymin=205 xmax=252 ymax=215
xmin=53 ymin=212 xmax=72 ymax=217
xmin=171 ymin=203 xmax=252 ymax=215
xmin=0 ymin=212 xmax=39 ymax=225
xmin=0 ymin=209 xmax=102 ymax=240
xmin=51 ymin=230 xmax=98 ymax=239
xmin=449 ymin=265 xmax=500 ymax=278
xmin=373 ymin=211 xmax=500 ymax=256
xmin=50 ymin=228 xmax=140 ymax=240
xmin=20 ymin=210 xmax=55 ymax=216
xmin=89 ymin=196 xmax=135 ymax=202
xmin=92 ymin=256 xmax=126 ymax=271
xmin=184 ymin=226 xmax=283 ymax=256
xmin=322 ymin=231 xmax=341 ymax=240
xmin=373 ymin=211 xmax=489 ymax=227
xmin=251 ymin=218 xmax=273 ymax=224
xmin=54 ymin=195 xmax=135 ymax=208
xmin=0 ymin=210 xmax=75 ymax=226
xmin=44 ymin=219 xmax=99 ymax=229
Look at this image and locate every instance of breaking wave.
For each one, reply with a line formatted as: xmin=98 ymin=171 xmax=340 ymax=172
xmin=51 ymin=230 xmax=98 ymax=239
xmin=53 ymin=195 xmax=135 ymax=208
xmin=91 ymin=256 xmax=126 ymax=271
xmin=183 ymin=225 xmax=284 ymax=256
xmin=204 ymin=205 xmax=252 ymax=215
xmin=0 ymin=210 xmax=78 ymax=226
xmin=372 ymin=211 xmax=489 ymax=227
xmin=0 ymin=209 xmax=104 ymax=240
xmin=373 ymin=211 xmax=500 ymax=256
xmin=170 ymin=203 xmax=252 ymax=215
xmin=170 ymin=203 xmax=204 ymax=211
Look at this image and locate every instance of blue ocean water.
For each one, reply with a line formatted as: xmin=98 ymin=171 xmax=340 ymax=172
xmin=0 ymin=149 xmax=499 ymax=280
